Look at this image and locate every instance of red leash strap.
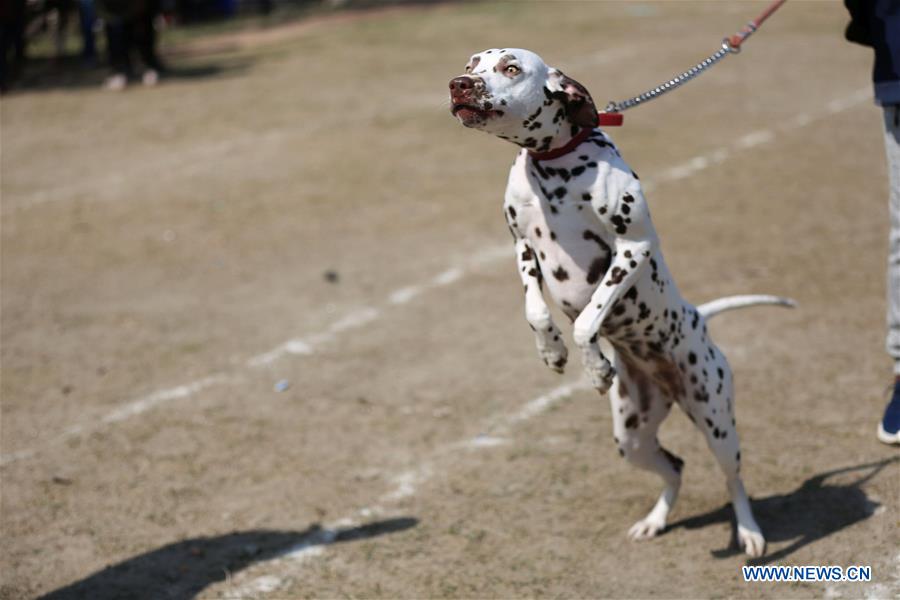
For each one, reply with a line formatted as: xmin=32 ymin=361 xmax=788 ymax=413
xmin=597 ymin=0 xmax=788 ymax=127
xmin=729 ymin=0 xmax=788 ymax=50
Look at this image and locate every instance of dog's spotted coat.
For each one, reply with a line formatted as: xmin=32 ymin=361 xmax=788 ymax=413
xmin=449 ymin=48 xmax=794 ymax=558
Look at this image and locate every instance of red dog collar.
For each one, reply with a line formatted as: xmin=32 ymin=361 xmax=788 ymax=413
xmin=528 ymin=112 xmax=624 ymax=161
xmin=598 ymin=112 xmax=624 ymax=126
xmin=528 ymin=127 xmax=593 ymax=161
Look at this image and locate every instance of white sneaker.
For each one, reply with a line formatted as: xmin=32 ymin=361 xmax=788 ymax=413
xmin=104 ymin=74 xmax=127 ymax=91
xmin=142 ymin=69 xmax=159 ymax=87
xmin=877 ymin=421 xmax=900 ymax=445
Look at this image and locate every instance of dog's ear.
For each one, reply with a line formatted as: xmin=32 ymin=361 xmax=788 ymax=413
xmin=548 ymin=68 xmax=598 ymax=129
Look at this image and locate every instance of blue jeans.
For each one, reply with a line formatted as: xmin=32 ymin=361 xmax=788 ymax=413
xmin=883 ymin=105 xmax=900 ymax=375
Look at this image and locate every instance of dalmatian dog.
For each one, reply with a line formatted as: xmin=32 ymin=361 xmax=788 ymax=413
xmin=448 ymin=48 xmax=794 ymax=558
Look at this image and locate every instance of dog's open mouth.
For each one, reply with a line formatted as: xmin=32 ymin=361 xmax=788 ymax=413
xmin=451 ymin=103 xmax=502 ymax=125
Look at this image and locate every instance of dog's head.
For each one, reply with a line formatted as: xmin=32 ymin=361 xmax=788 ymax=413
xmin=448 ymin=48 xmax=597 ymax=151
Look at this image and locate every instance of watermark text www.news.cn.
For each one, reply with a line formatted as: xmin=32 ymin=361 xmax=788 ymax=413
xmin=743 ymin=565 xmax=872 ymax=583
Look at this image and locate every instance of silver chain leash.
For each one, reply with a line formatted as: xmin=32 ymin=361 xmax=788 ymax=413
xmin=603 ymin=37 xmax=745 ymax=115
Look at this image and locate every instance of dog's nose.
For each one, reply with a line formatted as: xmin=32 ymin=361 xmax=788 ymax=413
xmin=449 ymin=76 xmax=474 ymax=92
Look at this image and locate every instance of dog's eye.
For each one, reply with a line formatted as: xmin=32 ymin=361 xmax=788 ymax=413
xmin=504 ymin=65 xmax=520 ymax=75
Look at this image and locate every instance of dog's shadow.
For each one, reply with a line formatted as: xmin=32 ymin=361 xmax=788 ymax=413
xmin=666 ymin=457 xmax=897 ymax=564
xmin=39 ymin=517 xmax=418 ymax=600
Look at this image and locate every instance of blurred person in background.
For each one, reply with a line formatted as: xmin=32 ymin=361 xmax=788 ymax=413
xmin=845 ymin=0 xmax=900 ymax=446
xmin=98 ymin=0 xmax=164 ymax=90
xmin=216 ymin=0 xmax=236 ymax=17
xmin=48 ymin=0 xmax=95 ymax=65
xmin=47 ymin=0 xmax=78 ymax=63
xmin=78 ymin=0 xmax=97 ymax=64
xmin=0 ymin=0 xmax=26 ymax=92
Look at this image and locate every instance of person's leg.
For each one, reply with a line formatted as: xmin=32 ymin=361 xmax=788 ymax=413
xmin=887 ymin=106 xmax=900 ymax=375
xmin=1 ymin=0 xmax=27 ymax=91
xmin=0 ymin=22 xmax=11 ymax=92
xmin=53 ymin=2 xmax=69 ymax=61
xmin=879 ymin=104 xmax=900 ymax=445
xmin=134 ymin=7 xmax=164 ymax=78
xmin=103 ymin=18 xmax=129 ymax=89
xmin=11 ymin=0 xmax=26 ymax=67
xmin=77 ymin=0 xmax=96 ymax=62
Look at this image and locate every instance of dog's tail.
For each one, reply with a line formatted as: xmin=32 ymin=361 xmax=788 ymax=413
xmin=697 ymin=294 xmax=796 ymax=320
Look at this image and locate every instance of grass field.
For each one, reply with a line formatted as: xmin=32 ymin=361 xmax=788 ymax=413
xmin=2 ymin=1 xmax=899 ymax=598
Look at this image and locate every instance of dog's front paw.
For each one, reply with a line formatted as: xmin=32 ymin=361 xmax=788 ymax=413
xmin=737 ymin=524 xmax=766 ymax=558
xmin=583 ymin=355 xmax=615 ymax=393
xmin=537 ymin=336 xmax=568 ymax=373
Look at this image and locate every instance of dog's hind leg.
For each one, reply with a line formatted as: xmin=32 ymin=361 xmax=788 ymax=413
xmin=683 ymin=351 xmax=766 ymax=558
xmin=610 ymin=359 xmax=684 ymax=540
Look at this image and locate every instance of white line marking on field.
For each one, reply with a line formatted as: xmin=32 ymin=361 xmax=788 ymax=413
xmin=100 ymin=374 xmax=234 ymax=424
xmin=4 ymin=45 xmax=643 ymax=215
xmin=0 ymin=374 xmax=240 ymax=467
xmin=245 ymin=338 xmax=316 ymax=367
xmin=0 ymin=246 xmax=506 ymax=467
xmin=825 ymin=88 xmax=872 ymax=114
xmin=432 ymin=267 xmax=463 ymax=286
xmin=785 ymin=112 xmax=813 ymax=129
xmin=283 ymin=339 xmax=314 ymax=355
xmin=502 ymin=379 xmax=591 ymax=428
xmin=2 ymin=45 xmax=640 ymax=216
xmin=465 ymin=434 xmax=509 ymax=448
xmin=388 ymin=285 xmax=423 ymax=305
xmin=329 ymin=307 xmax=381 ymax=333
xmin=382 ymin=468 xmax=431 ymax=502
xmin=0 ymin=87 xmax=871 ymax=468
xmin=0 ymin=447 xmax=37 ymax=464
xmin=645 ymin=86 xmax=869 ymax=191
xmin=225 ymin=377 xmax=590 ymax=598
xmin=735 ymin=129 xmax=776 ymax=149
